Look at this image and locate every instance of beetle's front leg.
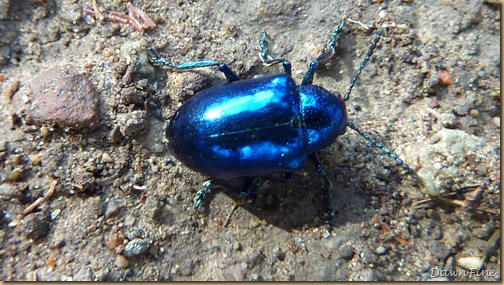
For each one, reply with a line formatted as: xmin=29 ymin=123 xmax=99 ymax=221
xmin=308 ymin=152 xmax=334 ymax=223
xmin=147 ymin=47 xmax=241 ymax=82
xmin=301 ymin=21 xmax=345 ymax=86
xmin=258 ymin=32 xmax=292 ymax=77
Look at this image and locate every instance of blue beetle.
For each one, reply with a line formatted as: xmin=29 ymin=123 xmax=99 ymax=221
xmin=148 ymin=21 xmax=413 ymax=213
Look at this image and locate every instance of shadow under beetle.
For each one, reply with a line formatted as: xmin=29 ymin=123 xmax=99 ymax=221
xmin=148 ymin=21 xmax=414 ymax=219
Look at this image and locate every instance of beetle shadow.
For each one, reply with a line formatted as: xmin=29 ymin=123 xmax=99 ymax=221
xmin=206 ymin=160 xmax=380 ymax=232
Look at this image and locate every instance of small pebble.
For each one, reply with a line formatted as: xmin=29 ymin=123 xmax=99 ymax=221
xmin=21 ymin=214 xmax=49 ymax=240
xmin=0 ymin=140 xmax=6 ymax=152
xmin=40 ymin=126 xmax=50 ymax=137
xmin=339 ymin=244 xmax=354 ymax=260
xmin=469 ymin=109 xmax=479 ymax=118
xmin=457 ymin=256 xmax=483 ymax=270
xmin=438 ymin=69 xmax=453 ymax=86
xmin=472 ymin=224 xmax=494 ymax=240
xmin=378 ymin=9 xmax=388 ymax=19
xmin=11 ymin=154 xmax=21 ymax=165
xmin=376 ymin=246 xmax=387 ymax=255
xmin=124 ymin=215 xmax=136 ymax=227
xmin=276 ymin=250 xmax=286 ymax=261
xmin=250 ymin=220 xmax=260 ymax=228
xmin=101 ymin=152 xmax=113 ymax=163
xmin=123 ymin=238 xmax=149 ymax=257
xmin=31 ymin=153 xmax=42 ymax=165
xmin=492 ymin=117 xmax=500 ymax=128
xmin=232 ymin=241 xmax=242 ymax=251
xmin=50 ymin=209 xmax=61 ymax=220
xmin=11 ymin=65 xmax=100 ymax=129
xmin=73 ymin=266 xmax=93 ymax=281
xmin=105 ymin=199 xmax=120 ymax=219
xmin=115 ymin=254 xmax=129 ymax=269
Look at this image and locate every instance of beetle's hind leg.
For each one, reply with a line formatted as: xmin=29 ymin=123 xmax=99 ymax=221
xmin=193 ymin=177 xmax=262 ymax=210
xmin=308 ymin=152 xmax=335 ymax=224
xmin=147 ymin=47 xmax=241 ymax=82
xmin=301 ymin=21 xmax=345 ymax=86
xmin=258 ymin=32 xmax=292 ymax=77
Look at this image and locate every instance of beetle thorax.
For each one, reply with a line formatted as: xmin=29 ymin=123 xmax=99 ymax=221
xmin=298 ymin=85 xmax=348 ymax=154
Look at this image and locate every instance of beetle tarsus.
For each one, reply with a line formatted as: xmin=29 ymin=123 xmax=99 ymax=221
xmin=147 ymin=47 xmax=240 ymax=81
xmin=301 ymin=20 xmax=345 ymax=86
xmin=194 ymin=180 xmax=213 ymax=210
xmin=258 ymin=32 xmax=292 ymax=76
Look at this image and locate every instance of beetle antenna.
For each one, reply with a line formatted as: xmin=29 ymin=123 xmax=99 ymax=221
xmin=344 ymin=29 xmax=383 ymax=101
xmin=347 ymin=122 xmax=415 ymax=174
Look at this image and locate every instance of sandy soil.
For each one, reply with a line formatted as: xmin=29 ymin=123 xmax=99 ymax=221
xmin=0 ymin=0 xmax=500 ymax=281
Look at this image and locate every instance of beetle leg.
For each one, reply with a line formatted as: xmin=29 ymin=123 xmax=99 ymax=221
xmin=258 ymin=32 xmax=292 ymax=77
xmin=147 ymin=47 xmax=241 ymax=82
xmin=194 ymin=180 xmax=213 ymax=210
xmin=301 ymin=21 xmax=345 ymax=86
xmin=308 ymin=152 xmax=334 ymax=223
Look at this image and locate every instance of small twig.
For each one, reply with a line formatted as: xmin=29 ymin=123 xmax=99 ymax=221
xmin=224 ymin=204 xmax=239 ymax=227
xmin=372 ymin=214 xmax=410 ymax=246
xmin=127 ymin=1 xmax=156 ymax=34
xmin=22 ymin=180 xmax=58 ymax=217
xmin=84 ymin=1 xmax=156 ymax=35
xmin=481 ymin=230 xmax=500 ymax=262
xmin=346 ymin=18 xmax=372 ymax=30
xmin=92 ymin=0 xmax=104 ymax=22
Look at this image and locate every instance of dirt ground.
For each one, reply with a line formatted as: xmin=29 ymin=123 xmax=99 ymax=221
xmin=0 ymin=0 xmax=501 ymax=281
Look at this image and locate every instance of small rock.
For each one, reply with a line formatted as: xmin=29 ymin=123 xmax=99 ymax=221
xmin=0 ymin=140 xmax=6 ymax=152
xmin=376 ymin=246 xmax=387 ymax=255
xmin=70 ymin=169 xmax=97 ymax=194
xmin=106 ymin=230 xmax=124 ymax=249
xmin=31 ymin=153 xmax=42 ymax=165
xmin=116 ymin=110 xmax=147 ymax=136
xmin=338 ymin=244 xmax=354 ymax=260
xmin=222 ymin=262 xmax=247 ymax=281
xmin=123 ymin=238 xmax=149 ymax=257
xmin=0 ymin=183 xmax=25 ymax=200
xmin=492 ymin=117 xmax=500 ymax=128
xmin=121 ymin=87 xmax=145 ymax=104
xmin=73 ymin=266 xmax=93 ymax=281
xmin=378 ymin=9 xmax=388 ymax=19
xmin=232 ymin=241 xmax=242 ymax=251
xmin=101 ymin=152 xmax=113 ymax=163
xmin=124 ymin=215 xmax=136 ymax=227
xmin=50 ymin=209 xmax=61 ymax=220
xmin=351 ymin=268 xmax=377 ymax=281
xmin=429 ymin=241 xmax=451 ymax=260
xmin=276 ymin=250 xmax=286 ymax=261
xmin=457 ymin=256 xmax=483 ymax=270
xmin=11 ymin=65 xmax=100 ymax=129
xmin=250 ymin=220 xmax=260 ymax=228
xmin=109 ymin=126 xmax=124 ymax=143
xmin=105 ymin=199 xmax=121 ymax=219
xmin=114 ymin=254 xmax=129 ymax=269
xmin=11 ymin=154 xmax=21 ymax=165
xmin=469 ymin=109 xmax=479 ymax=118
xmin=2 ymin=79 xmax=19 ymax=99
xmin=21 ymin=213 xmax=49 ymax=240
xmin=472 ymin=224 xmax=494 ymax=240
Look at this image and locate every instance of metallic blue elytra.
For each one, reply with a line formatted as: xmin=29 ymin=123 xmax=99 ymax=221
xmin=148 ymin=21 xmax=414 ymax=212
xmin=166 ymin=74 xmax=347 ymax=178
